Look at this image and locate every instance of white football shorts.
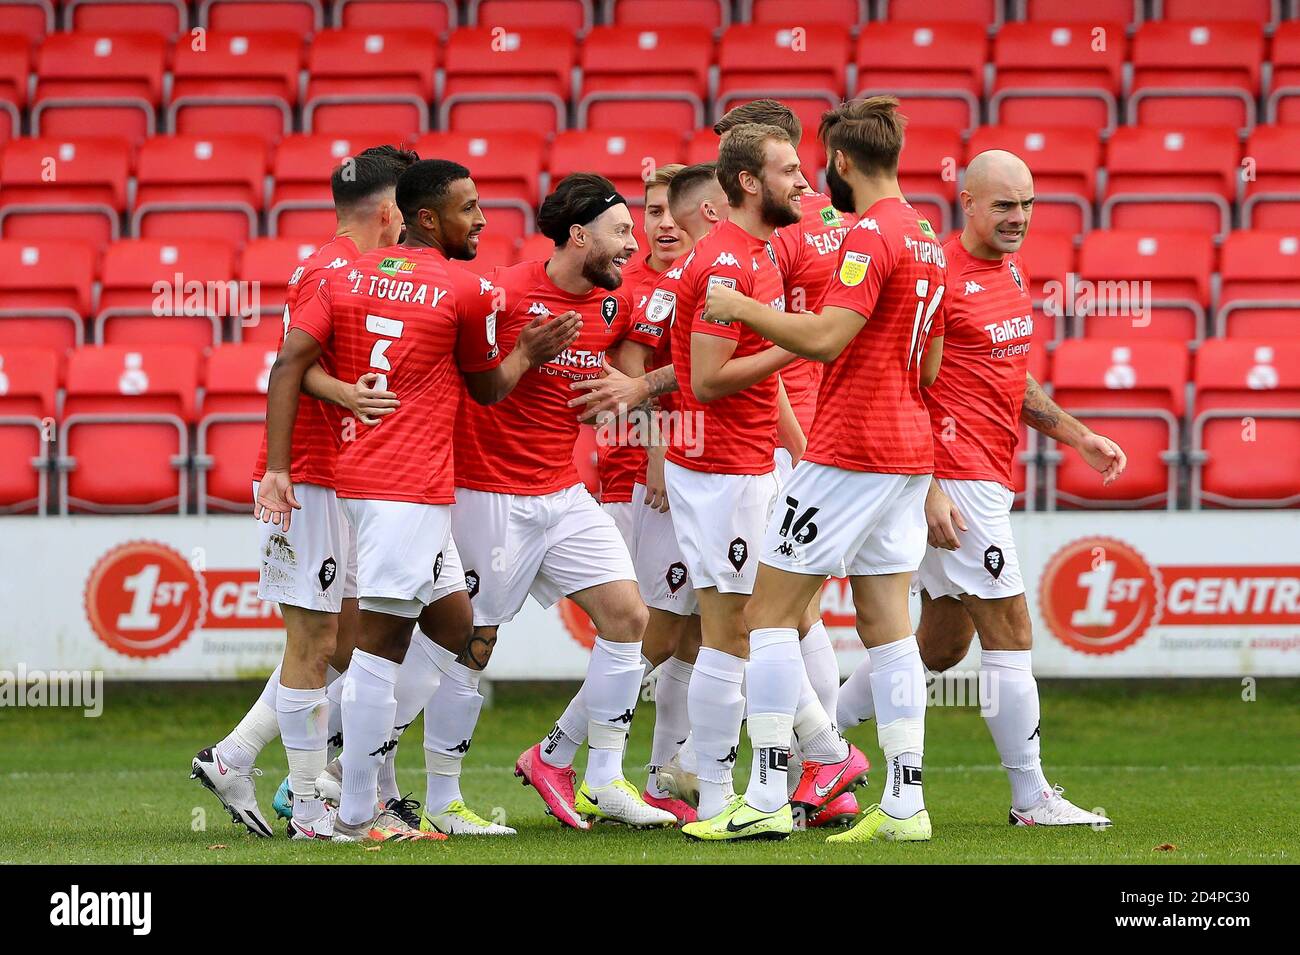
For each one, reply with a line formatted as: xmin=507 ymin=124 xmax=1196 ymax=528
xmin=338 ymin=497 xmax=452 ymax=617
xmin=916 ymin=478 xmax=1024 ymax=601
xmin=630 ymin=482 xmax=698 ymax=616
xmin=254 ymin=480 xmax=356 ymax=613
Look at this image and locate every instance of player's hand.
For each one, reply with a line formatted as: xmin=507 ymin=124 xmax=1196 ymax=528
xmin=925 ymin=482 xmax=967 ymax=550
xmin=568 ymin=360 xmax=651 ymax=424
xmin=519 ymin=309 xmax=581 ymax=367
xmin=1076 ymin=431 xmax=1127 ymax=486
xmin=346 ymin=372 xmax=399 ymax=426
xmin=704 ymin=282 xmax=748 ymax=325
xmin=644 ymin=444 xmax=670 ymax=513
xmin=254 ymin=469 xmax=301 ymax=531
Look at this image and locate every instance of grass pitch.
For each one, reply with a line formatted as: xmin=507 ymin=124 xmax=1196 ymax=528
xmin=1 ymin=679 xmax=1295 ymax=864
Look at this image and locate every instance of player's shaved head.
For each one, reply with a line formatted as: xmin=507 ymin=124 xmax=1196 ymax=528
xmin=714 ymin=99 xmax=802 ymax=146
xmin=961 ymin=149 xmax=1035 ymax=258
xmin=667 ymin=162 xmax=728 ymax=240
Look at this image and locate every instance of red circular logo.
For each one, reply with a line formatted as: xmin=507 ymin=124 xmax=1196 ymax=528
xmin=84 ymin=541 xmax=205 ymax=658
xmin=558 ymin=598 xmax=597 ymax=651
xmin=1039 ymin=536 xmax=1162 ymax=655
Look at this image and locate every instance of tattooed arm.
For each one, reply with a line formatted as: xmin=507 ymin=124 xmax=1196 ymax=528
xmin=1021 ymin=374 xmax=1128 ymax=486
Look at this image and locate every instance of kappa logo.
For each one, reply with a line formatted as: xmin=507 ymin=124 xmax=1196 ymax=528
xmin=718 ymin=745 xmax=738 ymax=765
xmin=1028 ymin=721 xmax=1041 ymax=740
xmin=728 ymin=537 xmax=748 ymax=572
xmin=984 ymin=544 xmax=1005 ymax=580
xmin=369 ymin=737 xmax=399 ymax=758
xmin=711 ymin=252 xmax=741 ymax=268
xmin=1009 ymin=260 xmax=1025 ymax=292
xmin=965 ymin=280 xmax=986 ymax=295
xmin=857 ymin=217 xmax=881 ymax=235
xmin=751 ymin=257 xmax=760 ymax=271
xmin=478 ymin=276 xmax=494 ymax=295
xmin=609 ymin=708 xmax=635 ymax=725
xmin=325 ymin=257 xmax=348 ymax=269
xmin=317 ymin=556 xmax=337 ymax=591
xmin=527 ymin=301 xmax=551 ymax=317
xmin=433 ymin=551 xmax=443 ymax=582
xmin=447 ymin=738 xmax=471 ymax=754
xmin=465 ymin=569 xmax=480 ymax=599
xmin=665 ymin=561 xmax=688 ymax=593
xmin=347 ymin=268 xmax=363 ymax=284
xmin=600 ymin=295 xmax=618 ymax=328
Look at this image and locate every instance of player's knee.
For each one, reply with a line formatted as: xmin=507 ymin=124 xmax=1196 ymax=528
xmin=920 ymin=639 xmax=967 ymax=673
xmin=614 ymin=599 xmax=650 ymax=643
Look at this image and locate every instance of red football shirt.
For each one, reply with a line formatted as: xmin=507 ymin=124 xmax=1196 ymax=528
xmin=771 ymin=192 xmax=857 ymax=433
xmin=455 ymin=259 xmax=658 ymax=496
xmin=289 ymin=245 xmax=501 ymax=504
xmin=925 ymin=236 xmax=1034 ymax=489
xmin=666 ymin=219 xmax=787 ymax=475
xmin=808 ymin=198 xmax=947 ymax=474
xmin=252 ymin=235 xmax=357 ymax=488
xmin=596 ymin=252 xmax=663 ymax=503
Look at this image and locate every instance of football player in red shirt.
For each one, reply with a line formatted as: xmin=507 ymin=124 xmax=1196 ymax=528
xmin=838 ymin=150 xmax=1122 ymax=828
xmin=259 ymin=160 xmax=577 ymax=842
xmin=194 ymin=146 xmax=415 ymax=840
xmin=701 ymin=97 xmax=947 ymax=843
xmin=442 ymin=173 xmax=674 ymax=829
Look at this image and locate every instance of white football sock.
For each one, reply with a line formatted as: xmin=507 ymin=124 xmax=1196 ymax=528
xmin=338 ymin=650 xmax=399 ymax=827
xmin=277 ymin=683 xmax=328 ymax=822
xmin=582 ymin=637 xmax=644 ymax=788
xmin=688 ymin=648 xmax=746 ymax=819
xmin=422 ymin=654 xmax=484 ymax=814
xmin=794 ymin=659 xmax=849 ymax=763
xmin=326 ymin=672 xmax=345 ymax=761
xmin=378 ymin=636 xmax=444 ymax=802
xmin=648 ymin=656 xmax=692 ymax=797
xmin=744 ymin=628 xmax=801 ymax=812
xmin=800 ymin=621 xmax=840 ymax=724
xmin=836 ymin=656 xmax=875 ymax=729
xmin=556 ymin=685 xmax=587 ymax=744
xmin=869 ymin=636 xmax=926 ymax=819
xmin=678 ymin=733 xmax=698 ymax=775
xmin=216 ymin=665 xmax=281 ymax=769
xmin=980 ymin=649 xmax=1051 ymax=811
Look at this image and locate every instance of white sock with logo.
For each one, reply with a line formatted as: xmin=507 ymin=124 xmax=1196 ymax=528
xmin=338 ymin=650 xmax=400 ymax=827
xmin=277 ymin=683 xmax=329 ymax=824
xmin=980 ymin=649 xmax=1050 ymax=811
xmin=648 ymin=656 xmax=693 ymax=798
xmin=216 ymin=665 xmax=281 ymax=769
xmin=422 ymin=651 xmax=484 ymax=814
xmin=795 ymin=659 xmax=850 ymax=763
xmin=744 ymin=628 xmax=801 ymax=813
xmin=326 ymin=670 xmax=345 ymax=761
xmin=378 ymin=635 xmax=444 ymax=803
xmin=869 ymin=636 xmax=926 ymax=820
xmin=800 ymin=621 xmax=841 ymax=723
xmin=582 ymin=637 xmax=645 ymax=788
xmin=688 ymin=648 xmax=746 ymax=819
xmin=836 ymin=656 xmax=875 ymax=729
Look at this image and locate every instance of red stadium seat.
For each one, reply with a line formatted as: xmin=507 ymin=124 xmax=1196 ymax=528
xmin=2 ymin=1 xmax=53 ymax=46
xmin=578 ymin=26 xmax=712 ymax=132
xmin=1216 ymin=230 xmax=1300 ymax=339
xmin=304 ymin=29 xmax=436 ymax=136
xmin=200 ymin=0 xmax=322 ymax=34
xmin=32 ymin=32 xmax=166 ymax=147
xmin=1048 ymin=339 xmax=1187 ymax=508
xmin=65 ymin=0 xmax=189 ymax=39
xmin=855 ymin=23 xmax=986 ymax=133
xmin=880 ymin=0 xmax=1000 ymax=25
xmin=0 ymin=240 xmax=95 ymax=349
xmin=1100 ymin=127 xmax=1238 ymax=241
xmin=169 ymin=32 xmax=302 ymax=147
xmin=549 ymin=130 xmax=685 ymax=198
xmin=965 ymin=126 xmax=1100 ymax=237
xmin=0 ymin=34 xmax=32 ymax=148
xmin=0 ymin=137 xmax=130 ymax=250
xmin=1192 ymin=340 xmax=1300 ymax=507
xmin=414 ymin=131 xmax=545 ymax=242
xmin=133 ymin=135 xmax=268 ymax=245
xmin=1267 ymin=23 xmax=1300 ymax=125
xmin=198 ymin=342 xmax=275 ymax=511
xmin=897 ymin=127 xmax=962 ymax=236
xmin=96 ymin=239 xmax=237 ymax=347
xmin=1158 ymin=0 xmax=1277 ymax=27
xmin=60 ymin=344 xmax=200 ymax=513
xmin=1019 ymin=0 xmax=1139 ymax=26
xmin=716 ymin=25 xmax=850 ymax=139
xmin=268 ymin=132 xmax=408 ymax=239
xmin=991 ymin=22 xmax=1126 ymax=135
xmin=743 ymin=0 xmax=867 ymax=26
xmin=470 ymin=0 xmax=591 ymax=32
xmin=1016 ymin=231 xmax=1075 ymax=343
xmin=1128 ymin=21 xmax=1263 ymax=132
xmin=608 ymin=0 xmax=728 ymax=31
xmin=334 ymin=0 xmax=456 ymax=32
xmin=0 ymin=345 xmax=57 ymax=513
xmin=238 ymin=237 xmax=317 ymax=339
xmin=442 ymin=27 xmax=575 ymax=135
xmin=1076 ymin=230 xmax=1213 ymax=342
xmin=1241 ymin=125 xmax=1300 ymax=230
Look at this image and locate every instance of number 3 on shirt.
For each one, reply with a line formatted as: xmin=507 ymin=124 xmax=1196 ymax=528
xmin=908 ymin=279 xmax=944 ymax=371
xmin=366 ymin=313 xmax=404 ymax=391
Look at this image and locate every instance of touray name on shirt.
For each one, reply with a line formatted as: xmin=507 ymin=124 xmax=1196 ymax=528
xmin=986 ymin=313 xmax=1034 ymax=359
xmin=903 ymin=234 xmax=947 ymax=267
xmin=349 ymin=267 xmax=449 ymax=308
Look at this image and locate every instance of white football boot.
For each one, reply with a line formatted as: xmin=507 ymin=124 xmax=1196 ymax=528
xmin=421 ymin=800 xmax=518 ymax=836
xmin=287 ymin=807 xmax=337 ymax=841
xmin=1010 ymin=786 xmax=1112 ymax=828
xmin=190 ymin=746 xmax=273 ymax=838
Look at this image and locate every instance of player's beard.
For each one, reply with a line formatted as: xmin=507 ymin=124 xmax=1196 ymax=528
xmin=582 ymin=247 xmax=623 ymax=290
xmin=826 ymin=162 xmax=856 ymax=215
xmin=759 ymin=181 xmax=801 ymax=228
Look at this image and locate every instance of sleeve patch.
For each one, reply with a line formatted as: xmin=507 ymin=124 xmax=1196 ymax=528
xmin=838 ymin=251 xmax=871 ymax=288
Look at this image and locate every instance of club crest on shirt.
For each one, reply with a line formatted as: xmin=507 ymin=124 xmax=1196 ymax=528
xmin=601 ymin=295 xmax=618 ymax=327
xmin=1008 ymin=261 xmax=1025 ymax=292
xmin=839 ymin=251 xmax=871 ymax=287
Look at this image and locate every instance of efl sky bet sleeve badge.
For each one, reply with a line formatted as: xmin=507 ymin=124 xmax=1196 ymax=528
xmin=838 ymin=251 xmax=871 ymax=287
xmin=704 ymin=275 xmax=738 ymax=325
xmin=646 ymin=288 xmax=676 ymax=324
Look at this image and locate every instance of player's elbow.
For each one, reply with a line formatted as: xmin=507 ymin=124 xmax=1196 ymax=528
xmin=808 ymin=334 xmax=845 ymax=364
xmin=466 ymin=375 xmax=506 ymax=406
xmin=692 ymin=372 xmax=722 ymax=403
